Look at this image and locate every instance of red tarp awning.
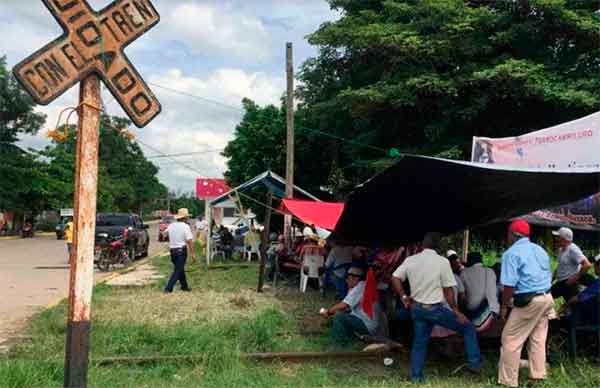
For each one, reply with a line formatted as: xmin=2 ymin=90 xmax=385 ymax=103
xmin=280 ymin=199 xmax=344 ymax=230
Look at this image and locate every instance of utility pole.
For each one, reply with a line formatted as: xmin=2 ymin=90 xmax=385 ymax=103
xmin=284 ymin=42 xmax=294 ymax=247
xmin=64 ymin=75 xmax=101 ymax=388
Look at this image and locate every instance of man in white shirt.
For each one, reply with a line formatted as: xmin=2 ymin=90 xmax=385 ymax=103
xmin=551 ymin=227 xmax=593 ymax=303
xmin=391 ymin=232 xmax=481 ymax=382
xmin=164 ymin=208 xmax=196 ymax=293
xmin=461 ymin=252 xmax=500 ymax=329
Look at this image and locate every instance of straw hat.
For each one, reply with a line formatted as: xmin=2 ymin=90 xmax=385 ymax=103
xmin=175 ymin=208 xmax=190 ymax=219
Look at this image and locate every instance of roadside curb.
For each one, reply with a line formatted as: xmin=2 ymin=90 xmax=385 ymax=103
xmin=0 ymin=236 xmax=20 ymax=241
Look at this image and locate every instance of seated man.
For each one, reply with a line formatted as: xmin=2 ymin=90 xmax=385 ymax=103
xmin=460 ymin=252 xmax=500 ymax=331
xmin=565 ymin=254 xmax=600 ymax=325
xmin=324 ymin=242 xmax=354 ymax=299
xmin=320 ymin=267 xmax=380 ymax=345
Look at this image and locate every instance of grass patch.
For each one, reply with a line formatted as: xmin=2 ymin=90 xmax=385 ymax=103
xmin=2 ymin=250 xmax=600 ymax=387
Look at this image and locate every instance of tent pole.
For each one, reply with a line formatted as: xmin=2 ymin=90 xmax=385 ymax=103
xmin=257 ymin=191 xmax=273 ymax=292
xmin=462 ymin=229 xmax=470 ymax=263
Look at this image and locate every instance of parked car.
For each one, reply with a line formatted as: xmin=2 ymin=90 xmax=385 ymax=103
xmin=158 ymin=215 xmax=175 ymax=242
xmin=95 ymin=213 xmax=149 ymax=260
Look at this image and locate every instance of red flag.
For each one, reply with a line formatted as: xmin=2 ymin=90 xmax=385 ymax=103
xmin=196 ymin=178 xmax=230 ymax=199
xmin=361 ymin=268 xmax=378 ymax=319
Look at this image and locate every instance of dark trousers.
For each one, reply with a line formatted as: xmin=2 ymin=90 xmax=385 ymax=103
xmin=331 ymin=313 xmax=370 ymax=345
xmin=411 ymin=303 xmax=481 ymax=381
xmin=165 ymin=247 xmax=189 ymax=292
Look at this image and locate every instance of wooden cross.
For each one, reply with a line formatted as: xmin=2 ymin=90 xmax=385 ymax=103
xmin=13 ymin=0 xmax=161 ymax=127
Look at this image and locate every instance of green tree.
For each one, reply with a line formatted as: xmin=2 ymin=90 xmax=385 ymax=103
xmin=41 ymin=114 xmax=168 ymax=214
xmin=294 ymin=0 xmax=600 ymax=190
xmin=0 ymin=56 xmax=47 ymax=214
xmin=222 ymin=98 xmax=332 ymax=196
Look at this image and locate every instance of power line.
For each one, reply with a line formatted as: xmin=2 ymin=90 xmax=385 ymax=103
xmin=148 ymin=82 xmax=244 ymax=112
xmin=146 ymin=81 xmax=396 ymax=156
xmin=146 ymin=149 xmax=224 ymax=158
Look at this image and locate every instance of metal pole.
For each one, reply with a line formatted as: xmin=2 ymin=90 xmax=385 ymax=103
xmin=64 ymin=75 xmax=101 ymax=388
xmin=284 ymin=42 xmax=294 ymax=249
xmin=257 ymin=191 xmax=273 ymax=292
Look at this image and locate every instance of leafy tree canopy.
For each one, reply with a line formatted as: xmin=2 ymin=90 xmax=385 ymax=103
xmin=0 ymin=56 xmax=47 ymax=212
xmin=41 ymin=114 xmax=168 ymax=213
xmin=291 ymin=0 xmax=600 ymax=191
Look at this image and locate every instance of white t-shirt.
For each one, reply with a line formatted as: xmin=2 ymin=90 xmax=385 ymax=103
xmin=393 ymin=249 xmax=457 ymax=305
xmin=166 ymin=221 xmax=193 ymax=249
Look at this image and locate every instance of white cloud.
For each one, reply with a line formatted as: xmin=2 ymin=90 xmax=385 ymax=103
xmin=3 ymin=0 xmax=338 ymax=193
xmin=168 ymin=3 xmax=271 ymax=61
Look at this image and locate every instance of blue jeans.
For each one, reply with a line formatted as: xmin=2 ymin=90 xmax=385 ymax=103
xmin=165 ymin=247 xmax=189 ymax=292
xmin=410 ymin=303 xmax=481 ymax=381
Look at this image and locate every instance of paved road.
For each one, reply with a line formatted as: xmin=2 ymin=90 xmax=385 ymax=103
xmin=0 ymin=223 xmax=165 ymax=346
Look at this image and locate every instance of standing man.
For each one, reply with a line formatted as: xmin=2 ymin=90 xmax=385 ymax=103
xmin=64 ymin=217 xmax=74 ymax=263
xmin=498 ymin=219 xmax=553 ymax=387
xmin=551 ymin=227 xmax=593 ymax=303
xmin=391 ymin=232 xmax=481 ymax=382
xmin=164 ymin=208 xmax=196 ymax=293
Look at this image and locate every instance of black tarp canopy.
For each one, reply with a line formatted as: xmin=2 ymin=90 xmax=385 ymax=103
xmin=332 ymin=155 xmax=600 ymax=247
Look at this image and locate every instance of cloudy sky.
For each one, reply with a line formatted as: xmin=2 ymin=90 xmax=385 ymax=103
xmin=0 ymin=0 xmax=338 ymax=193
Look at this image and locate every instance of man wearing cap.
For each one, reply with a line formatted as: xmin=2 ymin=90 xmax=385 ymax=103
xmin=551 ymin=227 xmax=593 ymax=303
xmin=391 ymin=232 xmax=481 ymax=382
xmin=164 ymin=208 xmax=196 ymax=293
xmin=498 ymin=219 xmax=553 ymax=387
xmin=320 ymin=267 xmax=380 ymax=344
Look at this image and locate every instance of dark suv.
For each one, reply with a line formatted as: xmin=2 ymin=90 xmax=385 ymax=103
xmin=95 ymin=213 xmax=149 ymax=259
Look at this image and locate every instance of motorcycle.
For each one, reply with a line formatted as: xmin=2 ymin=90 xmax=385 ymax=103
xmin=21 ymin=223 xmax=34 ymax=238
xmin=94 ymin=233 xmax=131 ymax=272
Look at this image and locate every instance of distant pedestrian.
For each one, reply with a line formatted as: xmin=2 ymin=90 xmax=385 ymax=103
xmin=64 ymin=217 xmax=74 ymax=263
xmin=164 ymin=208 xmax=196 ymax=293
xmin=498 ymin=219 xmax=553 ymax=387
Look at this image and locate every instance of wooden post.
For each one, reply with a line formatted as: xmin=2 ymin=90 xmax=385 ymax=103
xmin=257 ymin=191 xmax=273 ymax=292
xmin=64 ymin=75 xmax=101 ymax=388
xmin=284 ymin=42 xmax=294 ymax=249
xmin=462 ymin=229 xmax=470 ymax=263
xmin=205 ymin=199 xmax=212 ymax=266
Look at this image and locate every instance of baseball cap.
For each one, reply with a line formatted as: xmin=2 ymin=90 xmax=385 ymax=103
xmin=446 ymin=249 xmax=458 ymax=258
xmin=552 ymin=227 xmax=573 ymax=242
xmin=593 ymin=254 xmax=600 ymax=264
xmin=347 ymin=267 xmax=365 ymax=278
xmin=509 ymin=219 xmax=530 ymax=237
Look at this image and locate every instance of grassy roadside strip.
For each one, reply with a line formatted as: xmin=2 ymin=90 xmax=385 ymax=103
xmin=1 ymin=249 xmax=599 ymax=387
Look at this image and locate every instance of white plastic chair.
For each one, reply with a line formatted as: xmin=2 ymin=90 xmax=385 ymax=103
xmin=300 ymin=254 xmax=324 ymax=293
xmin=246 ymin=243 xmax=260 ymax=262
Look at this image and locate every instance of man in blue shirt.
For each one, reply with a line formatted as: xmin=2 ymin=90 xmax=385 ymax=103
xmin=498 ymin=219 xmax=554 ymax=388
